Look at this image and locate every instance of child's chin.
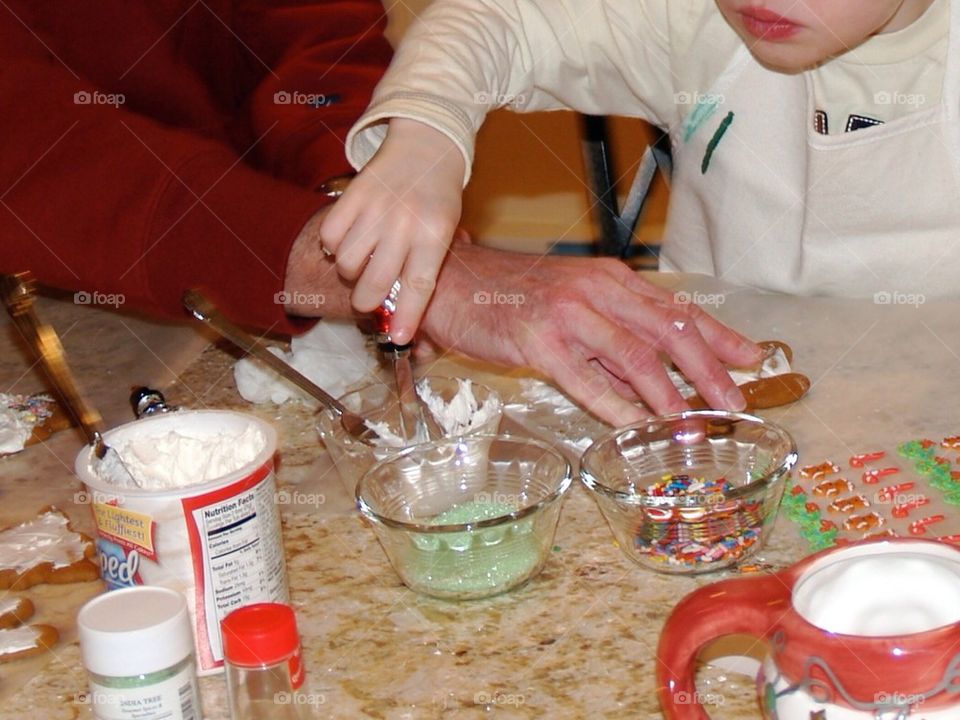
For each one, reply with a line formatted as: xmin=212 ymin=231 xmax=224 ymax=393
xmin=747 ymin=45 xmax=829 ymax=75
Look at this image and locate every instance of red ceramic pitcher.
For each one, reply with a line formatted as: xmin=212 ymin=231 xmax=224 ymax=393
xmin=658 ymin=538 xmax=960 ymax=719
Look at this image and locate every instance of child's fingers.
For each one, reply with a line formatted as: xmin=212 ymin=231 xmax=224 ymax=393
xmin=318 ymin=184 xmax=367 ymax=255
xmin=350 ymin=241 xmax=408 ymax=314
xmin=389 ymin=242 xmax=448 ymax=344
xmin=334 ymin=219 xmax=382 ymax=281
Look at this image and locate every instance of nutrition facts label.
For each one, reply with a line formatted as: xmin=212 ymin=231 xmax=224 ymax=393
xmin=183 ymin=464 xmax=289 ymax=668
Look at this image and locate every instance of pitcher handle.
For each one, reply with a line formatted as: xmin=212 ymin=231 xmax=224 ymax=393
xmin=657 ymin=572 xmax=792 ymax=719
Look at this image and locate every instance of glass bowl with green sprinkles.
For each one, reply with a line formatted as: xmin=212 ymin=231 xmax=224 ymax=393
xmin=356 ymin=434 xmax=572 ymax=600
xmin=580 ymin=410 xmax=797 ymax=575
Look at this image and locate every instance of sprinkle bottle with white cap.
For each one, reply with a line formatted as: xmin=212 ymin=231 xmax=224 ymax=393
xmin=77 ymin=586 xmax=201 ymax=720
xmin=221 ymin=602 xmax=309 ymax=719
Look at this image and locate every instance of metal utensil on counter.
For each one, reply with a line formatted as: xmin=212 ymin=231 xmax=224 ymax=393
xmin=182 ymin=289 xmax=385 ymax=443
xmin=131 ymin=386 xmax=178 ymax=417
xmin=0 ymin=272 xmax=140 ymax=486
xmin=373 ymin=281 xmax=442 ymax=443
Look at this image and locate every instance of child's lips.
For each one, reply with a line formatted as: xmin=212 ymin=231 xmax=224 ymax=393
xmin=739 ymin=6 xmax=802 ymax=40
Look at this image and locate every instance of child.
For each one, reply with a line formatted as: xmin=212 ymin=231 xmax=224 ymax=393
xmin=323 ymin=0 xmax=952 ymax=344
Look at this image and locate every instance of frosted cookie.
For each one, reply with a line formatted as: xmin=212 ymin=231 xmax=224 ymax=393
xmin=0 ymin=508 xmax=99 ymax=590
xmin=0 ymin=624 xmax=58 ymax=663
xmin=684 ymin=340 xmax=810 ymax=410
xmin=0 ymin=392 xmax=72 ymax=455
xmin=0 ymin=597 xmax=34 ymax=629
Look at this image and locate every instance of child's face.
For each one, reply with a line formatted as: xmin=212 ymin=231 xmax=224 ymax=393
xmin=715 ymin=0 xmax=935 ymax=72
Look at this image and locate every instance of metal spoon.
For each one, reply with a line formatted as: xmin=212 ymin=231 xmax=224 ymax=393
xmin=182 ymin=289 xmax=384 ymax=443
xmin=1 ymin=272 xmax=140 ymax=486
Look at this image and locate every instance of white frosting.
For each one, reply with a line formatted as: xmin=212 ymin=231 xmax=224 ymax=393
xmin=0 ymin=407 xmax=31 ymax=455
xmin=0 ymin=626 xmax=45 ymax=655
xmin=234 ymin=320 xmax=379 ymax=405
xmin=0 ymin=597 xmax=24 ymax=619
xmin=364 ymin=420 xmax=409 ymax=448
xmin=518 ymin=379 xmax=581 ymax=413
xmin=416 ymin=378 xmax=501 ymax=436
xmin=366 ymin=379 xmax=501 ymax=448
xmin=94 ymin=424 xmax=265 ymax=489
xmin=0 ymin=510 xmax=90 ymax=572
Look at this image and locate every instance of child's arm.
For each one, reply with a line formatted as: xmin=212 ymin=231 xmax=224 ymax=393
xmin=327 ymin=0 xmax=677 ymax=341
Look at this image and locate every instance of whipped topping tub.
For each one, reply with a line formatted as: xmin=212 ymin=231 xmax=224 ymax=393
xmin=74 ymin=410 xmax=288 ymax=675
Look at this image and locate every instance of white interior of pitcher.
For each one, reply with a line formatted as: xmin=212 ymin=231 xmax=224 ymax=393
xmin=792 ymin=541 xmax=960 ymax=636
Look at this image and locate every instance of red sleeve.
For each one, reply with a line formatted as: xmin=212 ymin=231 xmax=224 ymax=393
xmin=241 ymin=0 xmax=394 ymax=189
xmin=0 ymin=0 xmax=392 ymax=334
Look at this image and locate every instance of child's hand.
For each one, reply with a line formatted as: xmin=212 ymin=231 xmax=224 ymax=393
xmin=319 ymin=118 xmax=466 ymax=344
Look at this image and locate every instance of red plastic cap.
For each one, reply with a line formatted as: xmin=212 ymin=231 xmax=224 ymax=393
xmin=221 ymin=602 xmax=301 ymax=667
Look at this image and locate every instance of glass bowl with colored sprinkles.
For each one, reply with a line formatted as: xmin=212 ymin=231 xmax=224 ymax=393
xmin=356 ymin=434 xmax=572 ymax=600
xmin=579 ymin=410 xmax=797 ymax=574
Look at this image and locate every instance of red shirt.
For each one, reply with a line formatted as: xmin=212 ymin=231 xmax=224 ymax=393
xmin=0 ymin=0 xmax=391 ymax=333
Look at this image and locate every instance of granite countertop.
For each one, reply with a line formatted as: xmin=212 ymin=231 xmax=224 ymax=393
xmin=3 ymin=275 xmax=960 ymax=719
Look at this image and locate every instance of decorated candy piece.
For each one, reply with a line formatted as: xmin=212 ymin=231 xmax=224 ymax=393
xmin=828 ymin=495 xmax=870 ymax=514
xmin=909 ymin=515 xmax=946 ymax=536
xmin=844 ymin=512 xmax=884 ymax=532
xmin=812 ymin=478 xmax=853 ymax=498
xmin=800 ymin=461 xmax=840 ymax=481
xmin=874 ymin=482 xmax=916 ymax=503
xmin=865 ymin=529 xmax=898 ymax=540
xmin=892 ymin=497 xmax=930 ymax=519
xmin=849 ymin=451 xmax=885 ymax=468
xmin=861 ymin=467 xmax=900 ymax=484
xmin=941 ymin=436 xmax=960 ymax=450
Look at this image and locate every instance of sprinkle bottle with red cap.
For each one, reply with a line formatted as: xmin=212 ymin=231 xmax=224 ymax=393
xmin=221 ymin=602 xmax=311 ymax=719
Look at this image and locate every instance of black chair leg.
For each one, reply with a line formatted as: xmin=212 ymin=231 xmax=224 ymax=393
xmin=580 ymin=114 xmax=632 ymax=258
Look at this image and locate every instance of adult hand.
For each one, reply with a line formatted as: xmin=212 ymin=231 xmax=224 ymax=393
xmin=420 ymin=242 xmax=761 ymax=426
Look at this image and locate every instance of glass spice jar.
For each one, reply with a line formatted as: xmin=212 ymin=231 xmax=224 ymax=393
xmin=221 ymin=602 xmax=312 ymax=719
xmin=78 ymin=586 xmax=201 ymax=720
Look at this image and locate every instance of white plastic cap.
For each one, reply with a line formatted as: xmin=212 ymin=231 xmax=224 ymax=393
xmin=78 ymin=586 xmax=194 ymax=677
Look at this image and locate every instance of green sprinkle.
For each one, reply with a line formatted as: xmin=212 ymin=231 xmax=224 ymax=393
xmin=402 ymin=501 xmax=542 ymax=598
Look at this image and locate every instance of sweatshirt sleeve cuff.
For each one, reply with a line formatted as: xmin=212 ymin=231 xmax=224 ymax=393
xmin=345 ymin=92 xmax=477 ymax=187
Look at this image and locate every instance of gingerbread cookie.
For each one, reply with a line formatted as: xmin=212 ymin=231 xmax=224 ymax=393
xmin=0 ymin=507 xmax=99 ymax=590
xmin=0 ymin=597 xmax=34 ymax=629
xmin=685 ymin=340 xmax=811 ymax=411
xmin=0 ymin=624 xmax=59 ymax=663
xmin=0 ymin=393 xmax=72 ymax=455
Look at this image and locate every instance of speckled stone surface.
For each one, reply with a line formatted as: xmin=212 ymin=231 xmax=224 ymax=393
xmin=5 ymin=276 xmax=960 ymax=719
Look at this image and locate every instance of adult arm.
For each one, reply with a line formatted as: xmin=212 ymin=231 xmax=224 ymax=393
xmin=284 ymin=228 xmax=760 ymax=425
xmin=0 ymin=0 xmax=390 ymax=334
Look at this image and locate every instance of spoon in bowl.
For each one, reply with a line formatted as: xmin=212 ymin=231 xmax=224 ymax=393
xmin=182 ymin=289 xmax=385 ymax=443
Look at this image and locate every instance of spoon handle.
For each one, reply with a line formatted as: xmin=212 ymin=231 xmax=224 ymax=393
xmin=1 ymin=272 xmax=104 ymax=444
xmin=182 ymin=289 xmax=374 ymax=439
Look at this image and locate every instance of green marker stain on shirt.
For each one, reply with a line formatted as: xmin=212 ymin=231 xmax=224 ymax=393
xmin=701 ymin=111 xmax=735 ymax=174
